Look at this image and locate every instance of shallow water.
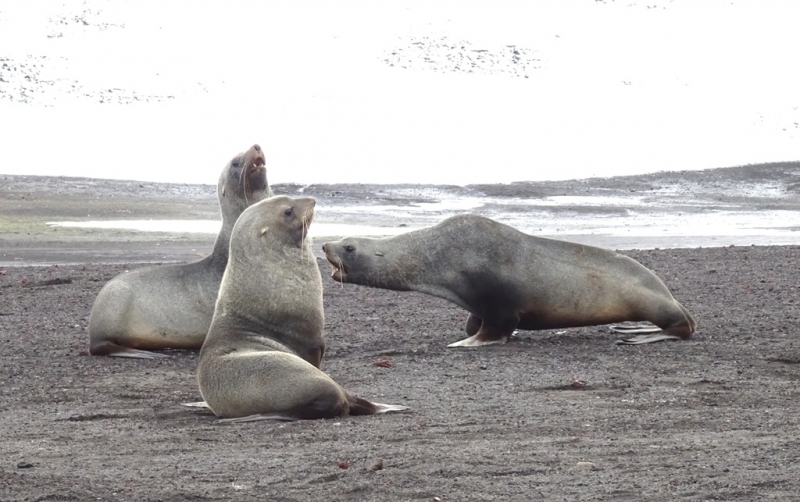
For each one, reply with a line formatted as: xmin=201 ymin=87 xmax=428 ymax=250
xmin=47 ymin=206 xmax=800 ymax=250
xmin=46 ymin=220 xmax=416 ymax=238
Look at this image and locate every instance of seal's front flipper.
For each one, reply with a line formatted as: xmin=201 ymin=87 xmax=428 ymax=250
xmin=609 ymin=324 xmax=662 ymax=334
xmin=464 ymin=314 xmax=482 ymax=336
xmin=447 ymin=334 xmax=508 ymax=348
xmin=614 ymin=333 xmax=682 ymax=345
xmin=215 ymin=414 xmax=299 ymax=424
xmin=449 ymin=316 xmax=517 ymax=348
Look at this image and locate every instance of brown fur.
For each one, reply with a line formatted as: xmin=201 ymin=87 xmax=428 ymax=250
xmin=197 ymin=196 xmax=407 ymax=421
xmin=88 ymin=144 xmax=272 ymax=358
xmin=323 ymin=215 xmax=696 ymax=347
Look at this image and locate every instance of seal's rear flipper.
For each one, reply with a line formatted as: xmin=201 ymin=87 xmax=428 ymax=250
xmin=614 ymin=333 xmax=682 ymax=345
xmin=609 ymin=324 xmax=662 ymax=334
xmin=348 ymin=394 xmax=409 ymax=416
xmin=110 ymin=349 xmax=170 ymax=359
xmin=372 ymin=403 xmax=410 ymax=414
xmin=181 ymin=401 xmax=210 ymax=408
xmin=215 ymin=414 xmax=299 ymax=424
xmin=90 ymin=341 xmax=170 ymax=359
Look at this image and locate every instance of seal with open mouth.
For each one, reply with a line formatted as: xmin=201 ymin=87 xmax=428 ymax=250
xmin=322 ymin=214 xmax=696 ymax=347
xmin=88 ymin=144 xmax=272 ymax=358
xmin=195 ymin=196 xmax=407 ymax=422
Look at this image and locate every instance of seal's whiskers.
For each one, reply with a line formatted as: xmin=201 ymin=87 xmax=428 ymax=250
xmin=300 ymin=212 xmax=314 ymax=264
xmin=239 ymin=161 xmax=251 ymax=207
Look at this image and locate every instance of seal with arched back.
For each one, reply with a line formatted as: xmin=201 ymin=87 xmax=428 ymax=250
xmin=322 ymin=215 xmax=696 ymax=347
xmin=195 ymin=195 xmax=407 ymax=422
xmin=88 ymin=144 xmax=273 ymax=359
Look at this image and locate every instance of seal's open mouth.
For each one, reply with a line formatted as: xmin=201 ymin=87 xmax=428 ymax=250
xmin=247 ymin=155 xmax=266 ymax=178
xmin=326 ymin=256 xmax=346 ymax=281
xmin=242 ymin=154 xmax=268 ymax=199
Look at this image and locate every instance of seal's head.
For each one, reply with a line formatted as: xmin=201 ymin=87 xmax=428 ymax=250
xmin=218 ymin=144 xmax=272 ymax=220
xmin=322 ymin=237 xmax=377 ymax=284
xmin=233 ymin=195 xmax=317 ymax=256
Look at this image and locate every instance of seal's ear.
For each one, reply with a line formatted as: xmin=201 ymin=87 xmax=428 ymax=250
xmin=221 ymin=186 xmax=226 ymax=197
xmin=374 ymin=251 xmax=385 ymax=257
xmin=260 ymin=227 xmax=269 ymax=236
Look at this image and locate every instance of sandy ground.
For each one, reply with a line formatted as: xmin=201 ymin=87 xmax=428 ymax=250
xmin=1 ymin=246 xmax=800 ymax=501
xmin=1 ymin=169 xmax=800 ymax=500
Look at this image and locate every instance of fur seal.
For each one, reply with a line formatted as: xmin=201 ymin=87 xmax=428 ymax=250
xmin=196 ymin=195 xmax=407 ymax=422
xmin=88 ymin=144 xmax=272 ymax=358
xmin=322 ymin=215 xmax=696 ymax=347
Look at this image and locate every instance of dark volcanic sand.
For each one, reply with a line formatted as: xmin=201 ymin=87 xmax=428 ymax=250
xmin=2 ymin=245 xmax=800 ymax=501
xmin=2 ymin=166 xmax=800 ymax=499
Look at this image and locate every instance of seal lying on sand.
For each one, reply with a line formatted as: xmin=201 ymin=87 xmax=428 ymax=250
xmin=196 ymin=195 xmax=407 ymax=422
xmin=88 ymin=144 xmax=272 ymax=358
xmin=322 ymin=215 xmax=696 ymax=347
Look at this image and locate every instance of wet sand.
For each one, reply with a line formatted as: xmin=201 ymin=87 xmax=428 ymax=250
xmin=1 ymin=167 xmax=800 ymax=500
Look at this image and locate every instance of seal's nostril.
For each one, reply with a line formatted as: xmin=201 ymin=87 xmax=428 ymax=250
xmin=253 ymin=144 xmax=261 ymax=152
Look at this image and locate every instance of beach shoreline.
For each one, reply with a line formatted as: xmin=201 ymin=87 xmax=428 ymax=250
xmin=2 ymin=161 xmax=800 ymax=266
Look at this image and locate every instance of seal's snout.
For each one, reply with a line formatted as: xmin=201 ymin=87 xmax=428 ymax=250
xmin=321 ymin=242 xmax=346 ymax=280
xmin=300 ymin=200 xmax=316 ymax=227
xmin=246 ymin=144 xmax=266 ymax=168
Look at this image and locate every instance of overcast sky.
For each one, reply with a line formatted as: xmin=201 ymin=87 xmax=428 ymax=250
xmin=1 ymin=0 xmax=798 ymax=185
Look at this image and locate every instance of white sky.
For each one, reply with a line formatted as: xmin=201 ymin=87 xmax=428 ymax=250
xmin=0 ymin=0 xmax=798 ymax=185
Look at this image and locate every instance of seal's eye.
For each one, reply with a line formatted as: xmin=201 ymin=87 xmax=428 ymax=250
xmin=231 ymin=157 xmax=241 ymax=168
xmin=344 ymin=244 xmax=355 ymax=253
xmin=284 ymin=207 xmax=294 ymax=217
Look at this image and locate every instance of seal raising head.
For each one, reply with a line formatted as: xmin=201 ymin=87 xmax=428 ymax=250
xmin=323 ymin=215 xmax=696 ymax=347
xmin=196 ymin=196 xmax=408 ymax=422
xmin=88 ymin=144 xmax=273 ymax=359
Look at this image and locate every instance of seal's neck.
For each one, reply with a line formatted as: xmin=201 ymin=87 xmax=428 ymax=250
xmin=209 ymin=222 xmax=233 ymax=264
xmin=361 ymin=232 xmax=432 ymax=291
xmin=368 ymin=229 xmax=469 ymax=309
xmin=210 ymin=185 xmax=272 ymax=265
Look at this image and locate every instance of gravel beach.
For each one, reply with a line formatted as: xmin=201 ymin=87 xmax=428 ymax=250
xmin=1 ymin=245 xmax=799 ymax=500
xmin=1 ymin=169 xmax=800 ymax=500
